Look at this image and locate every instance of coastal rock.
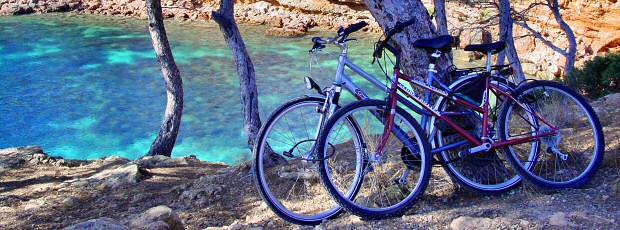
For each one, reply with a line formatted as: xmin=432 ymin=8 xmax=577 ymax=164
xmin=64 ymin=217 xmax=129 ymax=230
xmin=0 ymin=146 xmax=43 ymax=171
xmin=88 ymin=163 xmax=143 ymax=190
xmin=126 ymin=205 xmax=184 ymax=230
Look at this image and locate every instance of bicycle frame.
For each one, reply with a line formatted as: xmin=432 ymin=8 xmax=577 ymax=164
xmin=377 ymin=65 xmax=560 ymax=157
xmin=313 ymin=41 xmax=507 ymax=156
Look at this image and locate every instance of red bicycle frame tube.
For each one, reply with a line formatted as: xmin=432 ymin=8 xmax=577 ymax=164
xmin=376 ymin=67 xmax=559 ymax=157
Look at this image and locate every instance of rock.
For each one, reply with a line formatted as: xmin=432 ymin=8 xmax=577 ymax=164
xmin=265 ymin=27 xmax=307 ymax=37
xmin=127 ymin=205 xmax=184 ymax=230
xmin=0 ymin=146 xmax=46 ymax=170
xmin=0 ymin=157 xmax=25 ymax=171
xmin=134 ymin=155 xmax=175 ymax=168
xmin=0 ymin=206 xmax=14 ymax=213
xmin=88 ymin=163 xmax=143 ymax=190
xmin=62 ymin=197 xmax=80 ymax=206
xmin=63 ymin=217 xmax=129 ymax=230
xmin=228 ymin=221 xmax=243 ymax=230
xmin=23 ymin=198 xmax=46 ymax=211
xmin=450 ymin=216 xmax=511 ymax=230
xmin=549 ymin=212 xmax=575 ymax=227
xmin=101 ymin=156 xmax=131 ymax=165
xmin=143 ymin=221 xmax=170 ymax=230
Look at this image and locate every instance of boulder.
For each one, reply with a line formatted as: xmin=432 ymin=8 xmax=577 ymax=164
xmin=126 ymin=205 xmax=184 ymax=230
xmin=0 ymin=146 xmax=44 ymax=171
xmin=87 ymin=163 xmax=143 ymax=190
xmin=64 ymin=217 xmax=129 ymax=230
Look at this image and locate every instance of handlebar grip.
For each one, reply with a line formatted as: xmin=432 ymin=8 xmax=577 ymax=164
xmin=312 ymin=37 xmax=322 ymax=43
xmin=340 ymin=21 xmax=368 ymax=37
xmin=386 ymin=18 xmax=416 ymax=38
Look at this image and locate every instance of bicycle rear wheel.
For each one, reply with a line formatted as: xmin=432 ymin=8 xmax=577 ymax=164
xmin=253 ymin=96 xmax=363 ymax=225
xmin=498 ymin=80 xmax=605 ymax=189
xmin=432 ymin=76 xmax=525 ymax=194
xmin=317 ymin=99 xmax=431 ymax=220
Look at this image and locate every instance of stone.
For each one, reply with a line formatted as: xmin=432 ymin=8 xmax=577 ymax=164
xmin=549 ymin=212 xmax=575 ymax=227
xmin=144 ymin=221 xmax=170 ymax=230
xmin=63 ymin=217 xmax=129 ymax=230
xmin=228 ymin=221 xmax=243 ymax=230
xmin=23 ymin=198 xmax=46 ymax=211
xmin=450 ymin=216 xmax=510 ymax=230
xmin=127 ymin=205 xmax=184 ymax=230
xmin=134 ymin=155 xmax=173 ymax=168
xmin=62 ymin=197 xmax=80 ymax=206
xmin=88 ymin=163 xmax=143 ymax=190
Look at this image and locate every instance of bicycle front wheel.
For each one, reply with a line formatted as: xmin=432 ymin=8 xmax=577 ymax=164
xmin=498 ymin=80 xmax=605 ymax=189
xmin=253 ymin=96 xmax=363 ymax=225
xmin=317 ymin=99 xmax=431 ymax=220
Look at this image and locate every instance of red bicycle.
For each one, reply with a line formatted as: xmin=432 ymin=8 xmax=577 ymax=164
xmin=316 ymin=19 xmax=605 ymax=219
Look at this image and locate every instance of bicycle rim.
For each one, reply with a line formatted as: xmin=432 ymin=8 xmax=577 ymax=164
xmin=319 ymin=100 xmax=431 ymax=219
xmin=254 ymin=97 xmax=343 ymax=224
xmin=501 ymin=81 xmax=604 ymax=188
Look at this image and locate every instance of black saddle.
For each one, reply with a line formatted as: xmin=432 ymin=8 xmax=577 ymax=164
xmin=413 ymin=35 xmax=454 ymax=53
xmin=464 ymin=41 xmax=506 ymax=54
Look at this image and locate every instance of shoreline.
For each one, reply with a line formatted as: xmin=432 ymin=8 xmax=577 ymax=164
xmin=2 ymin=0 xmax=619 ymax=78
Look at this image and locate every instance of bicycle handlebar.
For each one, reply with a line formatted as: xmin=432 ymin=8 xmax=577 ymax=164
xmin=338 ymin=21 xmax=368 ymax=38
xmin=372 ymin=18 xmax=416 ymax=62
xmin=309 ymin=21 xmax=368 ymax=52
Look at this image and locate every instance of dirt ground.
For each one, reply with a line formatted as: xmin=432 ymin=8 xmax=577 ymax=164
xmin=1 ymin=98 xmax=619 ymax=229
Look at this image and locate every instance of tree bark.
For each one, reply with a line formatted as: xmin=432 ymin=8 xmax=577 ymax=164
xmin=513 ymin=0 xmax=577 ymax=77
xmin=434 ymin=0 xmax=448 ymax=36
xmin=548 ymin=0 xmax=577 ymax=76
xmin=212 ymin=0 xmax=261 ymax=150
xmin=145 ymin=0 xmax=184 ymax=157
xmin=364 ymin=0 xmax=452 ymax=81
xmin=498 ymin=0 xmax=526 ymax=82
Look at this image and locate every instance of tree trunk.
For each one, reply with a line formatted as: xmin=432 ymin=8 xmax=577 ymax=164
xmin=548 ymin=0 xmax=577 ymax=76
xmin=212 ymin=0 xmax=261 ymax=150
xmin=434 ymin=0 xmax=448 ymax=36
xmin=498 ymin=0 xmax=526 ymax=82
xmin=145 ymin=0 xmax=184 ymax=157
xmin=364 ymin=0 xmax=452 ymax=81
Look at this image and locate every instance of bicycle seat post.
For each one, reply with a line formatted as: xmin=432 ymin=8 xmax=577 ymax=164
xmin=485 ymin=51 xmax=493 ymax=73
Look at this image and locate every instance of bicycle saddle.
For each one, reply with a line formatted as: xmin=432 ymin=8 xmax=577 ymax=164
xmin=413 ymin=35 xmax=454 ymax=52
xmin=464 ymin=41 xmax=506 ymax=54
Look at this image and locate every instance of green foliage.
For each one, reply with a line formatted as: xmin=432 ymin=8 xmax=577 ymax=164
xmin=565 ymin=52 xmax=620 ymax=99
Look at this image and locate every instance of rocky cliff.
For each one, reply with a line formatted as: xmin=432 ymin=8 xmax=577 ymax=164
xmin=1 ymin=0 xmax=618 ymax=77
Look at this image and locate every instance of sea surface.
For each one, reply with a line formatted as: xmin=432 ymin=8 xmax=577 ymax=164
xmin=0 ymin=13 xmax=478 ymax=163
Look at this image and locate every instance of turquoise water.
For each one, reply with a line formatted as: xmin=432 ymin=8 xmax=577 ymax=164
xmin=0 ymin=14 xmax=387 ymax=163
xmin=0 ymin=14 xmax=479 ymax=164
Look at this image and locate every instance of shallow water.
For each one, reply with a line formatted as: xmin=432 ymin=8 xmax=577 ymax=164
xmin=0 ymin=13 xmax=480 ymax=163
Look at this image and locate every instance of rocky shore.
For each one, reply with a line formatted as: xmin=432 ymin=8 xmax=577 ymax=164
xmin=1 ymin=0 xmax=619 ymax=82
xmin=1 ymin=94 xmax=619 ymax=229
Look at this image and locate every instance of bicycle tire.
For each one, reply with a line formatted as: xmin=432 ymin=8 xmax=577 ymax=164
xmin=431 ymin=76 xmax=525 ymax=194
xmin=316 ymin=99 xmax=432 ymax=220
xmin=252 ymin=96 xmax=364 ymax=225
xmin=498 ymin=80 xmax=605 ymax=189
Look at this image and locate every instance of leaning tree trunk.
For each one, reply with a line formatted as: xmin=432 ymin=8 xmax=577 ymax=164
xmin=212 ymin=0 xmax=261 ymax=150
xmin=434 ymin=0 xmax=448 ymax=36
xmin=364 ymin=0 xmax=453 ymax=81
xmin=498 ymin=0 xmax=526 ymax=82
xmin=145 ymin=0 xmax=184 ymax=157
xmin=548 ymin=0 xmax=577 ymax=76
